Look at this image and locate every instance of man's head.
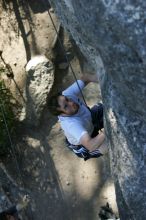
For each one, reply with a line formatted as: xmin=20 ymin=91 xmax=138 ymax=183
xmin=48 ymin=93 xmax=79 ymax=116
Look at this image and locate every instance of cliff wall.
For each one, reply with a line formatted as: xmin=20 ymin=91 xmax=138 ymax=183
xmin=50 ymin=1 xmax=146 ymax=219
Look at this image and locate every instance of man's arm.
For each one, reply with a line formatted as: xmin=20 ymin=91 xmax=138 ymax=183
xmin=80 ymin=131 xmax=106 ymax=152
xmin=80 ymin=74 xmax=99 ymax=85
xmin=63 ymin=74 xmax=98 ymax=96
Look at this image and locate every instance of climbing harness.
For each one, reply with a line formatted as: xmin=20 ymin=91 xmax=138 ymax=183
xmin=66 ymin=140 xmax=103 ymax=161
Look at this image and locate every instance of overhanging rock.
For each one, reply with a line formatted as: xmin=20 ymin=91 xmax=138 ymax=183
xmin=49 ymin=1 xmax=146 ymax=219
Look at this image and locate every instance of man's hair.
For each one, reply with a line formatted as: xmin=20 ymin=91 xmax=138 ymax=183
xmin=0 ymin=212 xmax=7 ymax=220
xmin=47 ymin=92 xmax=63 ymax=116
xmin=0 ymin=213 xmax=16 ymax=220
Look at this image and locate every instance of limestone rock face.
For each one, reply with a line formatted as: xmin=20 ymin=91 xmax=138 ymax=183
xmin=23 ymin=56 xmax=54 ymax=126
xmin=49 ymin=1 xmax=146 ymax=219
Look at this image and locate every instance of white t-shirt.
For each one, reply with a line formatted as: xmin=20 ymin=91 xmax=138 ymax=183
xmin=58 ymin=80 xmax=94 ymax=145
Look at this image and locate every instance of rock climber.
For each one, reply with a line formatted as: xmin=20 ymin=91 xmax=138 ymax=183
xmin=48 ymin=74 xmax=108 ymax=160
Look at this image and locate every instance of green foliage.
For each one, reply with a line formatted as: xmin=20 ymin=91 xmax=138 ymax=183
xmin=0 ymin=78 xmax=16 ymax=155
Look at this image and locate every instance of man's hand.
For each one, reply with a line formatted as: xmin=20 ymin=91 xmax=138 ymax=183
xmin=81 ymin=74 xmax=99 ymax=85
xmin=80 ymin=131 xmax=105 ymax=152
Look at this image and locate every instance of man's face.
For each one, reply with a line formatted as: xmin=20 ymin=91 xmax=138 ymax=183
xmin=57 ymin=95 xmax=79 ymax=116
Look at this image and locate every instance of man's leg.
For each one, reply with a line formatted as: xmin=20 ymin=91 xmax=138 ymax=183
xmin=98 ymin=139 xmax=108 ymax=154
xmin=90 ymin=103 xmax=108 ymax=155
xmin=90 ymin=103 xmax=104 ymax=137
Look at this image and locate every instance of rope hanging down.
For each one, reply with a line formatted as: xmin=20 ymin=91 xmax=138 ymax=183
xmin=0 ymin=99 xmax=34 ymax=219
xmin=0 ymin=51 xmax=26 ymax=103
xmin=45 ymin=0 xmax=88 ymax=106
xmin=0 ymin=100 xmax=22 ymax=177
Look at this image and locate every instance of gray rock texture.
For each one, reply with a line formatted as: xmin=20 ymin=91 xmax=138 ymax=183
xmin=49 ymin=1 xmax=146 ymax=219
xmin=23 ymin=56 xmax=54 ymax=126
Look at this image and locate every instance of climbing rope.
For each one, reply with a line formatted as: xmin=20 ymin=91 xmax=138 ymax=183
xmin=45 ymin=0 xmax=88 ymax=106
xmin=0 ymin=52 xmax=26 ymax=104
xmin=0 ymin=100 xmax=22 ymax=177
xmin=0 ymin=99 xmax=34 ymax=219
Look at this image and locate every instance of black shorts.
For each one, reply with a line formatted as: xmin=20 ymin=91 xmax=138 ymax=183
xmin=90 ymin=103 xmax=104 ymax=137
